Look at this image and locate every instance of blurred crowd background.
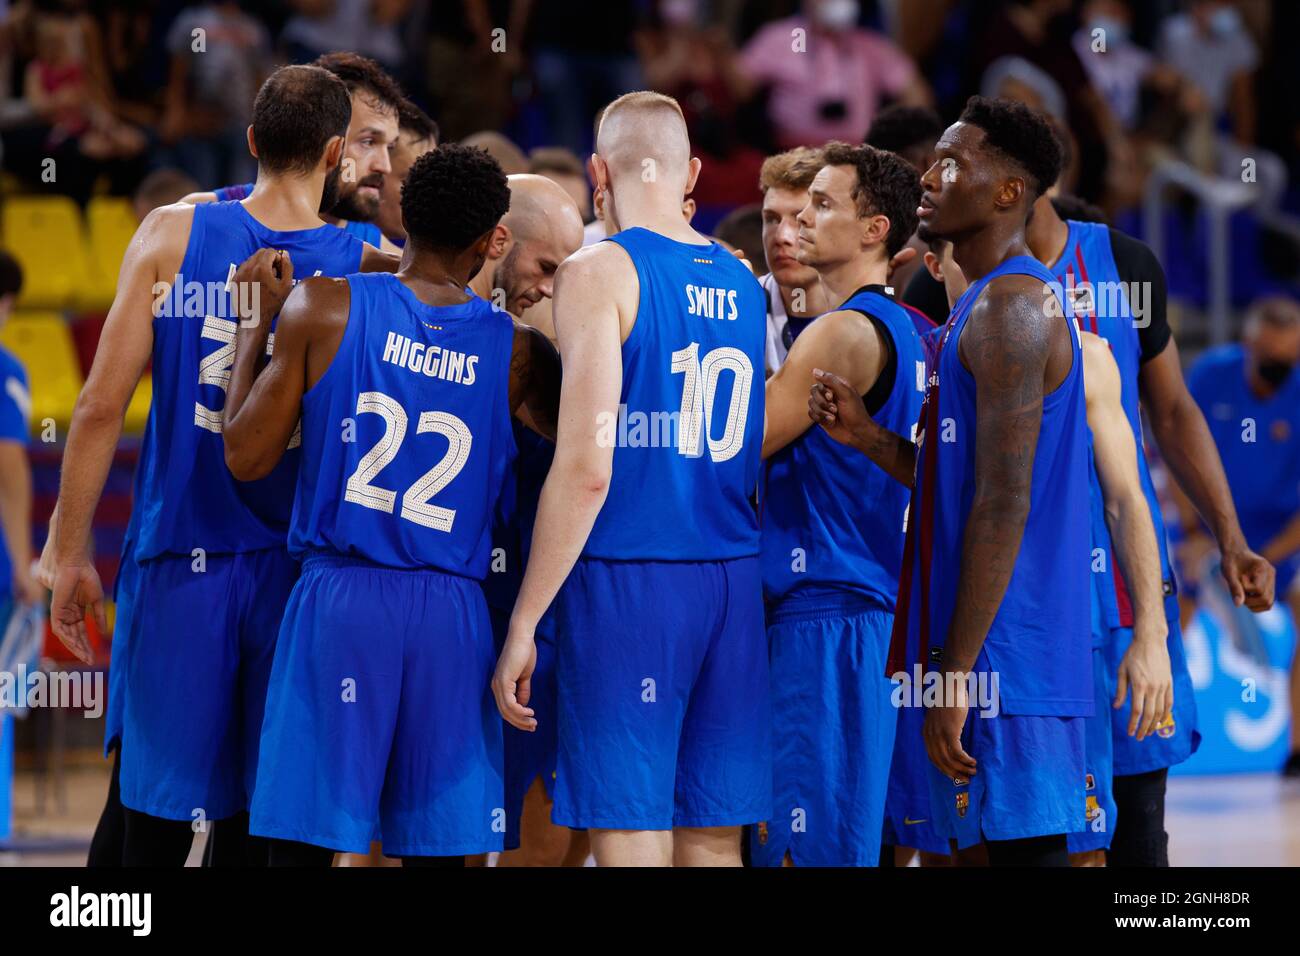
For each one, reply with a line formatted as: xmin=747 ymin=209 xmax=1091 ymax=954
xmin=1 ymin=0 xmax=1299 ymax=860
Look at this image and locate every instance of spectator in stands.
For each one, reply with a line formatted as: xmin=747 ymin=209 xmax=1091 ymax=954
xmin=635 ymin=0 xmax=765 ymax=206
xmin=1157 ymin=0 xmax=1258 ymax=148
xmin=529 ymin=146 xmax=591 ymax=222
xmin=1183 ymin=295 xmax=1300 ymax=777
xmin=739 ymin=0 xmax=931 ymax=150
xmin=131 ymin=167 xmax=199 ymax=223
xmin=23 ymin=7 xmax=144 ymax=161
xmin=281 ymin=0 xmax=410 ymax=73
xmin=968 ymin=0 xmax=1130 ymax=206
xmin=524 ymin=0 xmax=644 ymax=156
xmin=161 ymin=1 xmax=273 ymax=189
xmin=0 ymin=250 xmax=36 ymax=610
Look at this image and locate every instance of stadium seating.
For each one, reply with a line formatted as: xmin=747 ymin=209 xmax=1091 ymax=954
xmin=83 ymin=197 xmax=137 ymax=312
xmin=2 ymin=197 xmax=90 ymax=311
xmin=0 ymin=311 xmax=83 ymax=433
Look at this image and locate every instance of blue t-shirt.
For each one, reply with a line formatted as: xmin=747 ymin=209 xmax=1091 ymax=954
xmin=1187 ymin=344 xmax=1300 ymax=556
xmin=0 ymin=346 xmax=30 ymax=597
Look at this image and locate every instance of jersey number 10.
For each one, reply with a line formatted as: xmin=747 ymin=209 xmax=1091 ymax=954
xmin=670 ymin=342 xmax=753 ymax=462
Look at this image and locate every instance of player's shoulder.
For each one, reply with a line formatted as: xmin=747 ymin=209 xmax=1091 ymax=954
xmin=180 ymin=191 xmax=219 ymax=205
xmin=284 ymin=274 xmax=352 ymax=315
xmin=1106 ymin=226 xmax=1162 ymax=276
xmin=561 ymin=239 xmax=633 ymax=274
xmin=139 ymin=200 xmax=197 ymax=238
xmin=0 ymin=343 xmax=26 ymax=382
xmin=1080 ymin=330 xmax=1120 ymax=381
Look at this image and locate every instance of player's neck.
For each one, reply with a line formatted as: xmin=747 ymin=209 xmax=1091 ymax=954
xmin=242 ymin=172 xmax=327 ymax=231
xmin=1027 ymin=202 xmax=1070 ymax=268
xmin=608 ymin=189 xmax=704 ymax=244
xmin=467 ymin=258 xmax=494 ymax=302
xmin=818 ymin=253 xmax=889 ymax=309
xmin=398 ymin=251 xmax=474 ymax=305
xmin=951 ymin=225 xmax=1032 ymax=284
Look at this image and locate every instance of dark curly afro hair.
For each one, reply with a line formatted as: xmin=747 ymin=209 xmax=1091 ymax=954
xmin=820 ymin=141 xmax=922 ymax=258
xmin=958 ymin=95 xmax=1064 ymax=200
xmin=401 ymin=143 xmax=510 ymax=251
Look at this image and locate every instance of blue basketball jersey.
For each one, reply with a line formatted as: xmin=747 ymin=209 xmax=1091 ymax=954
xmin=289 ymin=273 xmax=517 ymax=577
xmin=583 ymin=227 xmax=765 ymax=561
xmin=213 ymin=182 xmax=255 ymax=202
xmin=1049 ymin=220 xmax=1177 ymax=624
xmin=341 ymin=219 xmax=383 ymax=247
xmin=889 ymin=256 xmax=1092 ymax=716
xmin=761 ymin=288 xmax=926 ymax=609
xmin=133 ymin=200 xmax=365 ymax=561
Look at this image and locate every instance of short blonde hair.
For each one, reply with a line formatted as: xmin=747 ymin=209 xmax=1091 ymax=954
xmin=597 ymin=91 xmax=685 ymax=143
xmin=759 ymin=146 xmax=825 ymax=194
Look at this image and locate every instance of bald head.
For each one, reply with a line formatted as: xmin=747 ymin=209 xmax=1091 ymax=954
xmin=483 ymin=174 xmax=584 ymax=316
xmin=595 ymin=91 xmax=691 ymax=188
xmin=503 ymin=173 xmax=584 ymax=250
xmin=461 ymin=131 xmax=528 ymax=175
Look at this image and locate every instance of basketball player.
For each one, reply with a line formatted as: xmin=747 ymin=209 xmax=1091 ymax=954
xmin=755 ymin=143 xmax=925 ymax=867
xmin=921 ymin=236 xmax=1174 ymax=866
xmin=221 ymin=145 xmax=558 ymax=865
xmin=465 ymin=173 xmax=585 ymax=864
xmin=376 ymin=99 xmax=440 ymax=248
xmin=809 ymin=97 xmax=1088 ymax=866
xmin=492 ymin=91 xmax=769 ymax=867
xmin=1020 ymin=173 xmax=1274 ymax=867
xmin=757 ymin=147 xmax=831 ymax=374
xmin=45 ymin=65 xmax=394 ymax=866
xmin=185 ymin=52 xmax=403 ymax=253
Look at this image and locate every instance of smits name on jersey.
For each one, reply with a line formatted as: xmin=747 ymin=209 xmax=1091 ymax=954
xmin=685 ymin=284 xmax=739 ymax=321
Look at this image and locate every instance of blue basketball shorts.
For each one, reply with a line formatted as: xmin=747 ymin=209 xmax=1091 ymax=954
xmin=250 ymin=554 xmax=503 ymax=857
xmin=1106 ymin=619 xmax=1200 ymax=775
xmin=751 ymin=596 xmax=897 ymax=867
xmin=1067 ymin=648 xmax=1117 ymax=853
xmin=551 ymin=555 xmax=771 ymax=831
xmin=112 ymin=547 xmax=297 ymax=822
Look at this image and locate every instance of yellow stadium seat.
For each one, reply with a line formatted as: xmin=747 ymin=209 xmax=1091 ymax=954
xmin=123 ymin=373 xmax=151 ymax=435
xmin=0 ymin=310 xmax=83 ymax=435
xmin=83 ymin=197 xmax=138 ymax=311
xmin=2 ymin=196 xmax=90 ymax=311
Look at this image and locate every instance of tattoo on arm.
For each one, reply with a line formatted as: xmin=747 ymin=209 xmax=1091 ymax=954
xmin=943 ymin=284 xmax=1054 ymax=673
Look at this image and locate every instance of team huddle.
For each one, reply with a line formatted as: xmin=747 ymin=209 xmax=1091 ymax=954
xmin=38 ymin=52 xmax=1277 ymax=868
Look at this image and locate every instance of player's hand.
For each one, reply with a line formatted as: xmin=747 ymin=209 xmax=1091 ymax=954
xmin=492 ymin=622 xmax=538 ymax=732
xmin=233 ymin=248 xmax=295 ymax=329
xmin=1219 ymin=546 xmax=1274 ymax=612
xmin=1114 ymin=631 xmax=1173 ymax=740
xmin=923 ymin=694 xmax=977 ymax=781
xmin=809 ymin=368 xmax=871 ymax=448
xmin=36 ymin=504 xmax=60 ymax=590
xmin=12 ymin=564 xmax=42 ymax=606
xmin=49 ymin=562 xmax=106 ymax=665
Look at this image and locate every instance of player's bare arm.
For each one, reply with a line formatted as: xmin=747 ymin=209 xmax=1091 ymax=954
xmin=180 ymin=191 xmax=219 ymax=204
xmin=808 ymin=366 xmax=916 ymax=486
xmin=924 ymin=277 xmax=1058 ymax=781
xmin=223 ymin=274 xmax=346 ymax=481
xmin=48 ymin=203 xmax=192 ymax=661
xmin=0 ymin=440 xmax=36 ymax=604
xmin=508 ymin=320 xmax=562 ymax=441
xmin=763 ymin=310 xmax=883 ymax=460
xmin=1140 ymin=337 xmax=1275 ymax=611
xmin=1082 ymin=332 xmax=1172 ymax=740
xmin=493 ymin=243 xmax=628 ymax=731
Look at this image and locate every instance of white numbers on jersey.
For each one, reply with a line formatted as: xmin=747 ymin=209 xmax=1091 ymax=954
xmin=342 ymin=390 xmax=472 ymax=533
xmin=669 ymin=342 xmax=753 ymax=462
xmin=193 ymin=263 xmax=320 ymax=448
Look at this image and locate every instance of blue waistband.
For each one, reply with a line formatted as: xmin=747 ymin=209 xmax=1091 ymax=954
xmin=299 ymin=549 xmax=474 ymax=580
xmin=766 ymin=591 xmax=889 ymax=625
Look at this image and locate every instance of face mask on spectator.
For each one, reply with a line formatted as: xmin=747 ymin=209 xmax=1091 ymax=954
xmin=812 ymin=0 xmax=859 ymax=31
